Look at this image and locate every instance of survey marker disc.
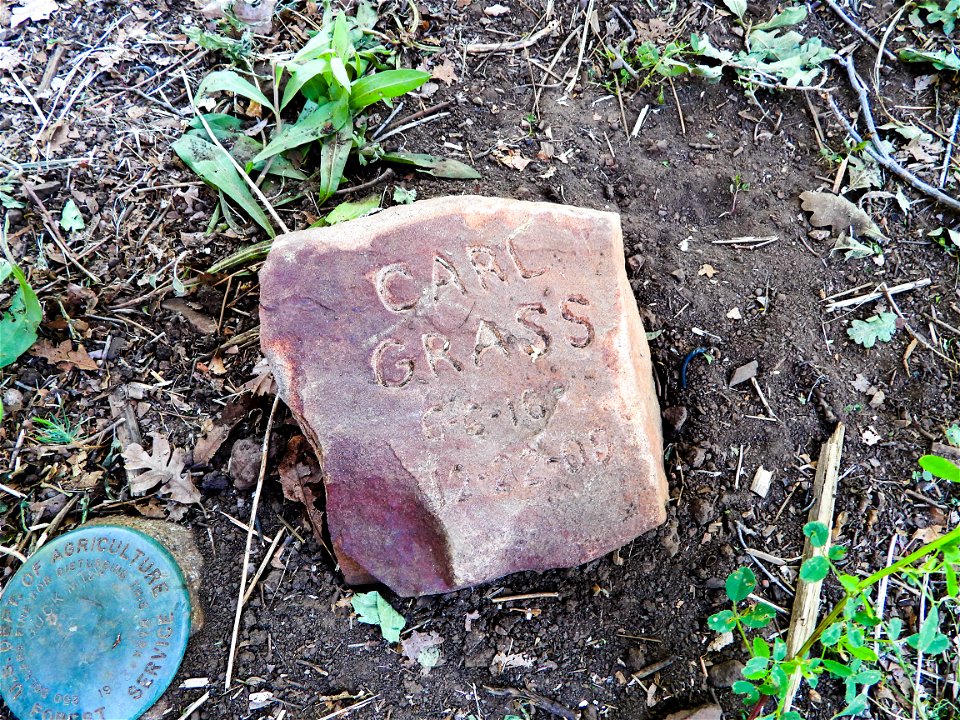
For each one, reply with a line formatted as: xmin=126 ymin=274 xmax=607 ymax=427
xmin=0 ymin=524 xmax=191 ymax=720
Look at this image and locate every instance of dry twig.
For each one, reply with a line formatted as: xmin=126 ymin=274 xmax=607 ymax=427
xmin=466 ymin=20 xmax=559 ymax=54
xmin=826 ymin=56 xmax=960 ymax=214
xmin=224 ymin=395 xmax=280 ymax=690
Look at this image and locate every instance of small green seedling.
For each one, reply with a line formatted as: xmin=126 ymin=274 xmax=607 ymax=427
xmin=728 ymin=173 xmax=750 ymax=214
xmin=708 ymin=456 xmax=960 ymax=719
xmin=607 ymin=5 xmax=832 ymax=93
xmin=32 ymin=414 xmax=83 ymax=445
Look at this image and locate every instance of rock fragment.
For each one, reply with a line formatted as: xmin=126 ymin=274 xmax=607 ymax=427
xmin=729 ymin=360 xmax=759 ymax=387
xmin=260 ymin=196 xmax=667 ymax=596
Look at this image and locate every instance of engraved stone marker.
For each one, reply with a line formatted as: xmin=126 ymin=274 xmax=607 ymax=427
xmin=0 ymin=525 xmax=191 ymax=720
xmin=260 ymin=196 xmax=667 ymax=597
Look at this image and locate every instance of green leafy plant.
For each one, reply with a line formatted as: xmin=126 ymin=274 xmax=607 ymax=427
xmin=606 ymin=5 xmax=832 ymax=93
xmin=0 ymin=173 xmax=23 ymax=210
xmin=946 ymin=423 xmax=960 ymax=447
xmin=175 ymin=3 xmax=478 ymax=244
xmin=709 ymin=458 xmax=960 ymax=719
xmin=899 ymin=48 xmax=960 ymax=71
xmin=351 ymin=590 xmax=406 ymax=643
xmin=0 ymin=220 xmax=42 ymax=369
xmin=911 ymin=0 xmax=960 ymax=34
xmin=185 ymin=25 xmax=253 ymax=64
xmin=847 ymin=312 xmax=898 ymax=348
xmin=60 ymin=200 xmax=85 ymax=232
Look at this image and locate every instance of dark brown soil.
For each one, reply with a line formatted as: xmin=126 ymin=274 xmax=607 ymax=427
xmin=1 ymin=0 xmax=958 ymax=718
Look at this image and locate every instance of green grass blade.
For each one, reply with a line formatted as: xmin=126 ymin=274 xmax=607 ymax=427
xmin=380 ymin=151 xmax=481 ymax=179
xmin=173 ymin=134 xmax=275 ymax=237
xmin=0 ymin=261 xmax=42 ymax=368
xmin=196 ymin=70 xmax=276 ymax=113
xmin=318 ymin=130 xmax=353 ymax=202
xmin=349 ymin=69 xmax=430 ymax=110
xmin=252 ymin=99 xmax=346 ymax=164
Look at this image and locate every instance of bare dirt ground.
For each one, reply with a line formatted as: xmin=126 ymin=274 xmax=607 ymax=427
xmin=1 ymin=0 xmax=959 ymax=718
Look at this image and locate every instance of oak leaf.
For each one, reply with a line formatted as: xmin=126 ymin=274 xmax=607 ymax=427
xmin=30 ymin=339 xmax=98 ymax=371
xmin=800 ymin=191 xmax=884 ymax=240
xmin=123 ymin=434 xmax=201 ymax=504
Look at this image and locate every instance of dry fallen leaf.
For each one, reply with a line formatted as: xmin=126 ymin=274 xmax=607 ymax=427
xmin=30 ymin=339 xmax=98 ymax=371
xmin=861 ymin=427 xmax=881 ymax=446
xmin=496 ymin=152 xmax=531 ymax=172
xmin=483 ymin=3 xmax=510 ymax=15
xmin=401 ymin=630 xmax=444 ymax=675
xmin=431 ymin=59 xmax=458 ymax=86
xmin=491 ymin=651 xmax=535 ymax=671
xmin=697 ymin=264 xmax=718 ymax=278
xmin=0 ymin=48 xmax=22 ymax=71
xmin=123 ymin=433 xmax=201 ymax=504
xmin=278 ymin=435 xmax=326 ymax=544
xmin=193 ymin=395 xmax=256 ymax=464
xmin=664 ymin=705 xmax=723 ymax=720
xmin=11 ymin=0 xmax=58 ymax=27
xmin=726 ymin=307 xmax=742 ymax=320
xmin=799 ymin=191 xmax=885 ymax=240
xmin=242 ymin=357 xmax=277 ymax=396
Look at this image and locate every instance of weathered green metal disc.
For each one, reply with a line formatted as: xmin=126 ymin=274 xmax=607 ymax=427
xmin=0 ymin=524 xmax=191 ymax=720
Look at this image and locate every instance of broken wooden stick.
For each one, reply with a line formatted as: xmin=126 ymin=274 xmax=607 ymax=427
xmin=823 ymin=278 xmax=931 ymax=312
xmin=784 ymin=422 xmax=845 ymax=711
xmin=465 ymin=19 xmax=559 ymax=54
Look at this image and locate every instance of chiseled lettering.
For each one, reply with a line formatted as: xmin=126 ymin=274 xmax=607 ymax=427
xmin=515 ymin=303 xmax=551 ymax=358
xmin=430 ymin=255 xmax=466 ymax=302
xmin=467 ymin=246 xmax=506 ymax=289
xmin=372 ymin=339 xmax=414 ymax=388
xmin=473 ymin=320 xmax=510 ymax=367
xmin=422 ymin=333 xmax=462 ymax=376
xmin=375 ymin=263 xmax=418 ymax=312
xmin=506 ymin=229 xmax=546 ymax=279
xmin=560 ymin=295 xmax=595 ymax=348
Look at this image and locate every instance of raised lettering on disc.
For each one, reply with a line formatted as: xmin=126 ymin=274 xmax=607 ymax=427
xmin=0 ymin=525 xmax=191 ymax=720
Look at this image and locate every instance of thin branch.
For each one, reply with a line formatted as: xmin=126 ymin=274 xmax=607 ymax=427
xmin=825 ymin=92 xmax=960 ymax=214
xmin=821 ymin=0 xmax=896 ymax=63
xmin=466 ymin=19 xmax=559 ymax=55
xmin=333 ymin=168 xmax=395 ymax=196
xmin=881 ymin=284 xmax=959 ymax=368
xmin=224 ymin=395 xmax=280 ymax=690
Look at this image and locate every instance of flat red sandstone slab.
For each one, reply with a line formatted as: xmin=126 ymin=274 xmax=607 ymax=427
xmin=260 ymin=196 xmax=667 ymax=596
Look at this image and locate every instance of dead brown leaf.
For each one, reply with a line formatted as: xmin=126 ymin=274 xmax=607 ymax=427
xmin=496 ymin=152 xmax=531 ymax=172
xmin=799 ymin=191 xmax=884 ymax=240
xmin=193 ymin=395 xmax=256 ymax=464
xmin=432 ymin=60 xmax=457 ymax=86
xmin=278 ymin=435 xmax=326 ymax=543
xmin=664 ymin=705 xmax=723 ymax=720
xmin=697 ymin=264 xmax=718 ymax=278
xmin=123 ymin=433 xmax=201 ymax=504
xmin=242 ymin=357 xmax=277 ymax=396
xmin=31 ymin=339 xmax=98 ymax=371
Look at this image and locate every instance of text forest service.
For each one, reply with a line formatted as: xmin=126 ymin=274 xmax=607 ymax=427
xmin=260 ymin=195 xmax=668 ymax=597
